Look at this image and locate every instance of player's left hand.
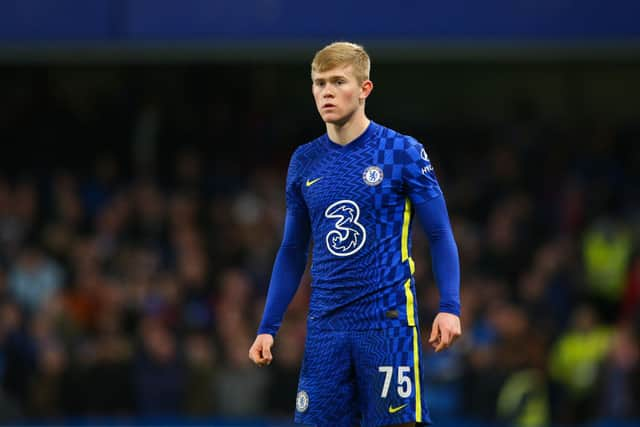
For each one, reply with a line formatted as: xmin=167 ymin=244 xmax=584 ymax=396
xmin=249 ymin=333 xmax=274 ymax=367
xmin=428 ymin=312 xmax=461 ymax=352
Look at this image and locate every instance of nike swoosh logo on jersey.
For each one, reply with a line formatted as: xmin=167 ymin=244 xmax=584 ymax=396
xmin=306 ymin=177 xmax=322 ymax=187
xmin=388 ymin=403 xmax=408 ymax=414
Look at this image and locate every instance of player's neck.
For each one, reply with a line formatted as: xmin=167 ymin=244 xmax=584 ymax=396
xmin=326 ymin=114 xmax=370 ymax=146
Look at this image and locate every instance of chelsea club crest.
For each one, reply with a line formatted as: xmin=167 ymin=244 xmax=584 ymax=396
xmin=296 ymin=391 xmax=309 ymax=412
xmin=362 ymin=166 xmax=383 ymax=186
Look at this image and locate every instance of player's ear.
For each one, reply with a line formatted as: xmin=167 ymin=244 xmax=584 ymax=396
xmin=360 ymin=80 xmax=373 ymax=100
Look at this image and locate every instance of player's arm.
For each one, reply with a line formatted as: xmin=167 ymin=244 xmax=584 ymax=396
xmin=414 ymin=195 xmax=461 ymax=352
xmin=402 ymin=138 xmax=461 ymax=352
xmin=249 ymin=207 xmax=310 ymax=367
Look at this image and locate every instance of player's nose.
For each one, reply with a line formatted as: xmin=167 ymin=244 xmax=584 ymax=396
xmin=322 ymin=87 xmax=334 ymax=97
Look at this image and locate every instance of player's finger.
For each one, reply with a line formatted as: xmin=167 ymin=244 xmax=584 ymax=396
xmin=435 ymin=329 xmax=452 ymax=352
xmin=428 ymin=323 xmax=440 ymax=344
xmin=249 ymin=344 xmax=266 ymax=366
xmin=262 ymin=344 xmax=273 ymax=365
xmin=441 ymin=329 xmax=453 ymax=346
xmin=450 ymin=326 xmax=462 ymax=342
xmin=248 ymin=345 xmax=260 ymax=364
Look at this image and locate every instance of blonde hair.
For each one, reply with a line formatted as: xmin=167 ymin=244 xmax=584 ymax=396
xmin=311 ymin=41 xmax=371 ymax=84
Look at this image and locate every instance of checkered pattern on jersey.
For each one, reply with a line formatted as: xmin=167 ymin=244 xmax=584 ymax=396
xmin=304 ymin=130 xmax=396 ymax=330
xmin=373 ymin=126 xmax=416 ymax=284
xmin=286 ymin=122 xmax=441 ymax=331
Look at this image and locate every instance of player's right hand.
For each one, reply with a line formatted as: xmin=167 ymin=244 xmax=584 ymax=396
xmin=249 ymin=333 xmax=274 ymax=367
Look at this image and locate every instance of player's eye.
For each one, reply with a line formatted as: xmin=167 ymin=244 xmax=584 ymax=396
xmin=336 ymin=79 xmax=346 ymax=85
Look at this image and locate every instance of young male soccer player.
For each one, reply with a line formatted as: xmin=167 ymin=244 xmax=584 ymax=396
xmin=249 ymin=41 xmax=461 ymax=427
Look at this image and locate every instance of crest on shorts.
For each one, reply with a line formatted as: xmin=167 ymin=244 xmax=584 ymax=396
xmin=296 ymin=391 xmax=309 ymax=412
xmin=362 ymin=166 xmax=383 ymax=186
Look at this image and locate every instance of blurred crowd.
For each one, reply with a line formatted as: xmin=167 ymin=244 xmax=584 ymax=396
xmin=0 ymin=66 xmax=639 ymax=426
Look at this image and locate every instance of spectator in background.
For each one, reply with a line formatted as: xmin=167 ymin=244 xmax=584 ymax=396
xmin=495 ymin=313 xmax=550 ymax=427
xmin=549 ymin=304 xmax=612 ymax=424
xmin=183 ymin=332 xmax=218 ymax=416
xmin=478 ymin=195 xmax=532 ymax=285
xmin=27 ymin=340 xmax=69 ymax=418
xmin=0 ymin=177 xmax=21 ymax=264
xmin=49 ymin=171 xmax=86 ymax=231
xmin=517 ymin=237 xmax=577 ymax=335
xmin=173 ymin=147 xmax=206 ymax=195
xmin=128 ymin=179 xmax=167 ymax=252
xmin=133 ymin=317 xmax=184 ymax=415
xmin=0 ymin=300 xmax=25 ymax=421
xmin=81 ymin=154 xmax=121 ymax=219
xmin=596 ymin=324 xmax=640 ymax=420
xmin=8 ymin=246 xmax=63 ymax=313
xmin=583 ymin=218 xmax=633 ymax=320
xmin=461 ymin=279 xmax=509 ymax=422
xmin=82 ymin=307 xmax=134 ymax=415
xmin=6 ymin=180 xmax=40 ymax=258
xmin=217 ymin=334 xmax=269 ymax=417
xmin=177 ymin=243 xmax=213 ymax=332
xmin=620 ymin=254 xmax=640 ymax=323
xmin=63 ymin=260 xmax=105 ymax=335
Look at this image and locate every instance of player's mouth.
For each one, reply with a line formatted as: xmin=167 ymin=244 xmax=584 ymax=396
xmin=322 ymin=103 xmax=336 ymax=109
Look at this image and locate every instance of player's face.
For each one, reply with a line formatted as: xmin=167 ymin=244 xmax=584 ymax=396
xmin=312 ymin=65 xmax=371 ymax=125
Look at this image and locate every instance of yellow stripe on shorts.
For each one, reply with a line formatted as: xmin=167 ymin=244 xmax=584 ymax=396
xmin=413 ymin=326 xmax=422 ymax=422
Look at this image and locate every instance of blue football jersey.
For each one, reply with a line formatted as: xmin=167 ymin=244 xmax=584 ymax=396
xmin=286 ymin=121 xmax=442 ymax=330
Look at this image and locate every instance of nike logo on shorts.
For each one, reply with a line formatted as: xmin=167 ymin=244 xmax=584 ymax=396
xmin=388 ymin=403 xmax=408 ymax=414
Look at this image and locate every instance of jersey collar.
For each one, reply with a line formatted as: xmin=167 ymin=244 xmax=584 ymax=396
xmin=325 ymin=121 xmax=379 ymax=151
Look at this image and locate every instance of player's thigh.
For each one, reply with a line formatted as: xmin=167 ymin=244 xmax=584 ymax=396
xmin=353 ymin=326 xmax=430 ymax=427
xmin=295 ymin=329 xmax=359 ymax=427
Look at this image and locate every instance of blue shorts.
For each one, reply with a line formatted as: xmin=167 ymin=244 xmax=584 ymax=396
xmin=294 ymin=326 xmax=431 ymax=427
